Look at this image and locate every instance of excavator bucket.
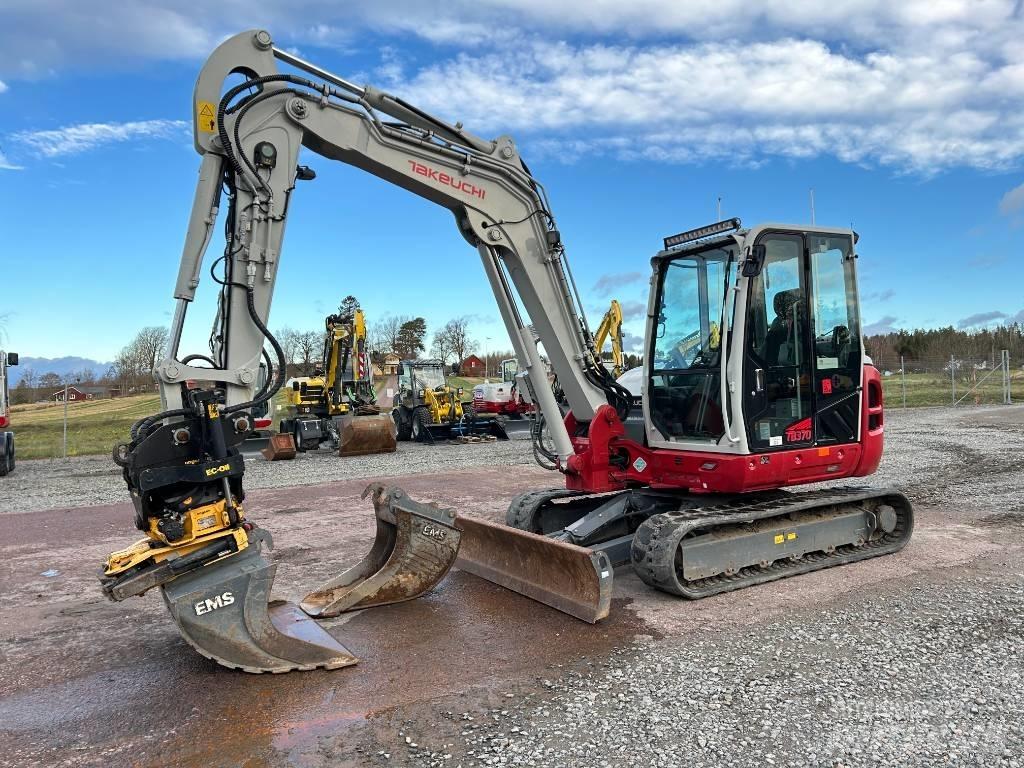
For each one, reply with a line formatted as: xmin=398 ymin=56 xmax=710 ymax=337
xmin=301 ymin=484 xmax=611 ymax=624
xmin=262 ymin=433 xmax=297 ymax=461
xmin=338 ymin=414 xmax=398 ymax=457
xmin=301 ymin=485 xmax=461 ymax=617
xmin=161 ymin=530 xmax=358 ymax=673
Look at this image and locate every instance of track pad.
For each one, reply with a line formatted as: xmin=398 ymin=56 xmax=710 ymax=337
xmin=300 ymin=484 xmax=462 ymax=617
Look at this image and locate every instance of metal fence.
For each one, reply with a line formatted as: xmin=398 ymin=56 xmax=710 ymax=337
xmin=870 ymin=350 xmax=1020 ymax=408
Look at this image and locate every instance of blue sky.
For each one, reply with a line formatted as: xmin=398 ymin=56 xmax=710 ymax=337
xmin=1 ymin=1 xmax=1023 ymax=361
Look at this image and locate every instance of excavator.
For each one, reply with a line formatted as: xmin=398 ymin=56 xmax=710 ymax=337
xmin=280 ymin=309 xmax=396 ymax=455
xmin=0 ymin=349 xmax=17 ymax=476
xmin=99 ymin=30 xmax=912 ymax=673
xmin=594 ymin=299 xmax=625 ymax=378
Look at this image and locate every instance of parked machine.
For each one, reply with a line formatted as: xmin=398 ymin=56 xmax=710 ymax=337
xmin=473 ymin=358 xmax=532 ymax=419
xmin=393 ymin=358 xmax=507 ymax=442
xmin=594 ymin=299 xmax=625 ymax=378
xmin=99 ymin=31 xmax=911 ymax=673
xmin=0 ymin=350 xmax=17 ymax=476
xmin=280 ymin=310 xmax=395 ymax=455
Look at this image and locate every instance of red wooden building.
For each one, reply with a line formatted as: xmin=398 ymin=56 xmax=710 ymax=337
xmin=460 ymin=354 xmax=486 ymax=377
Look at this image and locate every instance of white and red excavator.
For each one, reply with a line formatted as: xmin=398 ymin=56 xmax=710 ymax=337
xmin=99 ymin=30 xmax=911 ymax=673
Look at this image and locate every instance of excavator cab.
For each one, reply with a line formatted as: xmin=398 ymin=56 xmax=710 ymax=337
xmin=646 ymin=220 xmax=864 ymax=457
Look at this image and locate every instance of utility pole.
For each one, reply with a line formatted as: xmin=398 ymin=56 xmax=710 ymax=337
xmin=809 ymin=188 xmax=816 ymax=225
xmin=62 ymin=378 xmax=69 ymax=459
xmin=717 ymin=196 xmax=722 ymax=221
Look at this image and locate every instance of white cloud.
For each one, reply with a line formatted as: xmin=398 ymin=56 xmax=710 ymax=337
xmin=863 ymin=315 xmax=901 ymax=335
xmin=3 ymin=1 xmax=1024 ymax=171
xmin=377 ymin=37 xmax=1024 ymax=172
xmin=957 ymin=310 xmax=1009 ymax=328
xmin=0 ymin=80 xmax=7 ymax=94
xmin=0 ymin=149 xmax=22 ymax=170
xmin=13 ymin=120 xmax=188 ymax=158
xmin=1000 ymin=183 xmax=1024 ymax=215
xmin=593 ymin=271 xmax=644 ymax=296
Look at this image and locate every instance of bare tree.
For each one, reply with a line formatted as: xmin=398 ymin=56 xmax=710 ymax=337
xmin=17 ymin=367 xmax=37 ymax=390
xmin=133 ymin=326 xmax=170 ymax=377
xmin=441 ymin=318 xmax=477 ymax=366
xmin=372 ymin=315 xmax=410 ymax=356
xmin=39 ymin=371 xmax=62 ymax=389
xmin=430 ymin=328 xmax=455 ymax=366
xmin=275 ymin=327 xmax=301 ymax=369
xmin=295 ymin=330 xmax=321 ymax=375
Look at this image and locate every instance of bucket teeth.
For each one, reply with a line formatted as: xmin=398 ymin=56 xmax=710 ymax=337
xmin=161 ymin=533 xmax=357 ymax=674
xmin=300 ymin=484 xmax=462 ymax=617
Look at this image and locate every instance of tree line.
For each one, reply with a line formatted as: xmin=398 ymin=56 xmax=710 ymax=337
xmin=12 ymin=326 xmax=169 ymax=404
xmin=866 ymin=323 xmax=1024 ymax=371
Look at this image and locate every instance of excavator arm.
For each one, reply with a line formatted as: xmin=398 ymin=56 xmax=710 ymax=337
xmin=162 ymin=29 xmax=626 ymax=466
xmin=101 ymin=30 xmax=617 ymax=672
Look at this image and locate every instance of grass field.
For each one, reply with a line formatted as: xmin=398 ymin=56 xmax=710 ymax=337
xmin=9 ymin=394 xmax=162 ymax=460
xmin=880 ymin=370 xmax=1024 ymax=408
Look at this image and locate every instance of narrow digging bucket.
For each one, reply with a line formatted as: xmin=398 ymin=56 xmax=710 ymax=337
xmin=162 ymin=532 xmax=357 ymax=673
xmin=455 ymin=517 xmax=612 ymax=623
xmin=300 ymin=484 xmax=461 ymax=617
xmin=338 ymin=415 xmax=397 ymax=457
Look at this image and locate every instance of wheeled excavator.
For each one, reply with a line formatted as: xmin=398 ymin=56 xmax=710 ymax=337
xmin=99 ymin=30 xmax=912 ymax=673
xmin=280 ymin=309 xmax=396 ymax=455
xmin=594 ymin=299 xmax=625 ymax=378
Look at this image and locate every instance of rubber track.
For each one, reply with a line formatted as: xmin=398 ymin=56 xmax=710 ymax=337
xmin=631 ymin=487 xmax=913 ymax=599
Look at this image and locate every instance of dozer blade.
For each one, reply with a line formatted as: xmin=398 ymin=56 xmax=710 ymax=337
xmin=161 ymin=531 xmax=357 ymax=673
xmin=300 ymin=485 xmax=461 ymax=617
xmin=455 ymin=517 xmax=612 ymax=623
xmin=338 ymin=414 xmax=397 ymax=457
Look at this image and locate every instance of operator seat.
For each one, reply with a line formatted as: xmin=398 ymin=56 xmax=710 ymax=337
xmin=765 ymin=289 xmax=804 ymax=365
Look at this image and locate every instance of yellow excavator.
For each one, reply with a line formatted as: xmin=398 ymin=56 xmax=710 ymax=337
xmin=594 ymin=299 xmax=625 ymax=378
xmin=100 ymin=31 xmax=911 ymax=674
xmin=280 ymin=309 xmax=396 ymax=455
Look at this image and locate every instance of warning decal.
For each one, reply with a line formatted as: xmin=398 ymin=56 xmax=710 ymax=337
xmin=197 ymin=101 xmax=217 ymax=133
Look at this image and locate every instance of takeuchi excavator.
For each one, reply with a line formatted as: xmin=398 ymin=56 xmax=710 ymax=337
xmin=280 ymin=309 xmax=396 ymax=455
xmin=99 ymin=30 xmax=912 ymax=673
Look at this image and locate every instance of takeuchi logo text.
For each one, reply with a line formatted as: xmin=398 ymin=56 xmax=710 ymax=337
xmin=407 ymin=161 xmax=486 ymax=200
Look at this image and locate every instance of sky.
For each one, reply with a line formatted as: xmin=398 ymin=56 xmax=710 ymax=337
xmin=1 ymin=0 xmax=1023 ymax=362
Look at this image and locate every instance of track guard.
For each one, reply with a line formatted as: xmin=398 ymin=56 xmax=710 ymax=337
xmin=162 ymin=531 xmax=357 ymax=673
xmin=300 ymin=484 xmax=462 ymax=617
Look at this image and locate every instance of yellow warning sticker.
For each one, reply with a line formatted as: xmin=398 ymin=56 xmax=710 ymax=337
xmin=787 ymin=532 xmax=798 ymax=541
xmin=197 ymin=101 xmax=217 ymax=133
xmin=774 ymin=534 xmax=785 ymax=545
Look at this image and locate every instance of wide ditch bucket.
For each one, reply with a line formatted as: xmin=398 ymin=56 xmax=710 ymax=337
xmin=338 ymin=414 xmax=397 ymax=457
xmin=301 ymin=484 xmax=611 ymax=623
xmin=161 ymin=530 xmax=357 ymax=673
xmin=301 ymin=484 xmax=461 ymax=616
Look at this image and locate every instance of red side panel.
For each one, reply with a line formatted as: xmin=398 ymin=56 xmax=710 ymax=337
xmin=853 ymin=364 xmax=885 ymax=477
xmin=0 ymin=415 xmax=7 ymax=429
xmin=561 ymin=378 xmax=884 ymax=496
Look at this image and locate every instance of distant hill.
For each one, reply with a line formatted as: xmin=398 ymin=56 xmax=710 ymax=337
xmin=7 ymin=356 xmax=114 ymax=386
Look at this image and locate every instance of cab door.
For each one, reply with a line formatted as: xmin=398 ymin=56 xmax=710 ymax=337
xmin=806 ymin=234 xmax=862 ymax=445
xmin=742 ymin=230 xmax=862 ymax=451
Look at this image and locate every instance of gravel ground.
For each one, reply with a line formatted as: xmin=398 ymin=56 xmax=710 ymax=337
xmin=402 ymin=567 xmax=1024 ymax=768
xmin=0 ymin=434 xmax=535 ymax=515
xmin=3 ymin=405 xmax=1024 ymax=768
xmin=373 ymin=405 xmax=1024 ymax=768
xmin=4 ymin=405 xmax=1022 ymax=517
